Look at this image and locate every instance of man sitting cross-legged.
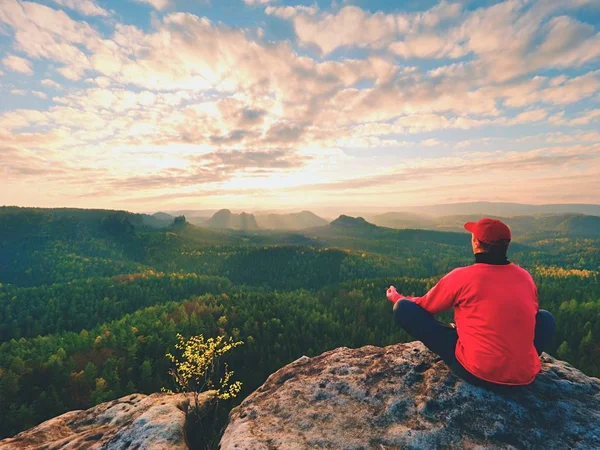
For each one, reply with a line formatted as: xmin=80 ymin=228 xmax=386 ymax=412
xmin=388 ymin=218 xmax=556 ymax=388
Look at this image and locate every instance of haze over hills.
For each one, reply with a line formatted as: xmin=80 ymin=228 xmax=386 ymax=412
xmin=152 ymin=202 xmax=600 ymax=228
xmin=367 ymin=212 xmax=600 ymax=239
xmin=181 ymin=209 xmax=329 ymax=231
xmin=386 ymin=202 xmax=600 ymax=217
xmin=256 ymin=211 xmax=328 ymax=230
xmin=204 ymin=209 xmax=259 ymax=230
xmin=149 ymin=202 xmax=600 ymax=238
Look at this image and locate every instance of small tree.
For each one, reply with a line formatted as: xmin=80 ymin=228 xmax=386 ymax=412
xmin=164 ymin=333 xmax=243 ymax=449
xmin=164 ymin=333 xmax=243 ymax=403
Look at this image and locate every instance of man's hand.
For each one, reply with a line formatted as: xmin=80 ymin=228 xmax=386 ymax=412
xmin=386 ymin=286 xmax=402 ymax=304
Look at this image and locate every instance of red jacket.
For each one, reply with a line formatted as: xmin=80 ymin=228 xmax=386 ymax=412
xmin=405 ymin=263 xmax=540 ymax=385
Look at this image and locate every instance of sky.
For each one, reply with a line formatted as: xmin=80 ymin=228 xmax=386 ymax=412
xmin=1 ymin=0 xmax=600 ymax=214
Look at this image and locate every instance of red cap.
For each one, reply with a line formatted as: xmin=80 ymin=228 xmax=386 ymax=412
xmin=464 ymin=218 xmax=511 ymax=244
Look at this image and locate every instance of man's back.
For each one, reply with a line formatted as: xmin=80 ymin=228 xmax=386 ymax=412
xmin=452 ymin=263 xmax=540 ymax=385
xmin=409 ymin=263 xmax=540 ymax=385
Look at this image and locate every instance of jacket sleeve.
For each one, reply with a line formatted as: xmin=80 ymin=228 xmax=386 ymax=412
xmin=405 ymin=270 xmax=461 ymax=315
xmin=533 ymin=279 xmax=540 ymax=312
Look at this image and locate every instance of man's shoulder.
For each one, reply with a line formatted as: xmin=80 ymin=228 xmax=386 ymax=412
xmin=507 ymin=263 xmax=536 ymax=280
xmin=444 ymin=265 xmax=475 ymax=278
xmin=447 ymin=263 xmax=530 ymax=276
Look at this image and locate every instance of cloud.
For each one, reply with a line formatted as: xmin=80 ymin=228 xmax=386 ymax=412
xmin=293 ymin=6 xmax=398 ymax=55
xmin=100 ymin=149 xmax=308 ymax=193
xmin=41 ymin=79 xmax=63 ymax=89
xmin=0 ymin=0 xmax=102 ymax=80
xmin=293 ymin=143 xmax=600 ymax=193
xmin=265 ymin=5 xmax=318 ymax=20
xmin=484 ymin=71 xmax=600 ymax=108
xmin=1 ymin=0 xmax=600 ymax=208
xmin=199 ymin=149 xmax=308 ymax=170
xmin=49 ymin=0 xmax=110 ymax=17
xmin=420 ymin=138 xmax=444 ymax=147
xmin=510 ymin=108 xmax=548 ymax=124
xmin=450 ymin=0 xmax=600 ymax=82
xmin=389 ymin=33 xmax=465 ymax=59
xmin=2 ymin=54 xmax=33 ymax=74
xmin=32 ymin=90 xmax=48 ymax=99
xmin=290 ymin=0 xmax=600 ymax=84
xmin=134 ymin=0 xmax=170 ymax=10
xmin=244 ymin=0 xmax=274 ymax=4
xmin=566 ymin=109 xmax=600 ymax=126
xmin=290 ymin=2 xmax=464 ymax=56
xmin=543 ymin=131 xmax=600 ymax=144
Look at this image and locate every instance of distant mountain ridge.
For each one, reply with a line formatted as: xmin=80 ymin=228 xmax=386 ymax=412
xmin=368 ymin=212 xmax=600 ymax=239
xmin=203 ymin=209 xmax=328 ymax=230
xmin=330 ymin=215 xmax=377 ymax=231
xmin=205 ymin=209 xmax=259 ymax=230
xmin=256 ymin=211 xmax=328 ymax=230
xmin=396 ymin=202 xmax=600 ymax=217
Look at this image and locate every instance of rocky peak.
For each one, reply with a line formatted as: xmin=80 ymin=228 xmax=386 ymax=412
xmin=206 ymin=209 xmax=258 ymax=230
xmin=221 ymin=341 xmax=600 ymax=449
xmin=330 ymin=215 xmax=376 ymax=231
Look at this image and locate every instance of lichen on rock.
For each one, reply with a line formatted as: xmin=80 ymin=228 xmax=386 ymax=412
xmin=220 ymin=341 xmax=600 ymax=450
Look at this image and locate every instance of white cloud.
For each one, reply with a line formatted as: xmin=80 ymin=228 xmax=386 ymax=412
xmin=2 ymin=54 xmax=33 ymax=75
xmin=293 ymin=6 xmax=398 ymax=55
xmin=134 ymin=0 xmax=170 ymax=11
xmin=8 ymin=90 xmax=47 ymax=99
xmin=389 ymin=33 xmax=465 ymax=59
xmin=421 ymin=138 xmax=443 ymax=147
xmin=0 ymin=0 xmax=102 ymax=80
xmin=50 ymin=0 xmax=110 ymax=17
xmin=32 ymin=90 xmax=48 ymax=99
xmin=453 ymin=1 xmax=600 ymax=82
xmin=567 ymin=109 xmax=600 ymax=126
xmin=2 ymin=0 xmax=600 ymax=208
xmin=290 ymin=0 xmax=600 ymax=84
xmin=289 ymin=2 xmax=465 ymax=56
xmin=244 ymin=0 xmax=274 ymax=4
xmin=544 ymin=131 xmax=600 ymax=144
xmin=510 ymin=108 xmax=548 ymax=124
xmin=41 ymin=79 xmax=63 ymax=89
xmin=265 ymin=5 xmax=318 ymax=20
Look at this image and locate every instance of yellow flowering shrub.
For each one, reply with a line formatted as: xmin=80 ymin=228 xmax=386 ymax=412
xmin=164 ymin=333 xmax=243 ymax=401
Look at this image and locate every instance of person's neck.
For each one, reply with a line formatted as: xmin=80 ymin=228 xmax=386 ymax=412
xmin=474 ymin=252 xmax=510 ymax=265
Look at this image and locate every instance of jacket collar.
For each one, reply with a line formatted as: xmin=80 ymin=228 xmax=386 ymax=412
xmin=474 ymin=252 xmax=510 ymax=265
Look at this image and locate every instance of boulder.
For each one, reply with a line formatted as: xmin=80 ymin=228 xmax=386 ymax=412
xmin=221 ymin=342 xmax=600 ymax=450
xmin=0 ymin=391 xmax=216 ymax=450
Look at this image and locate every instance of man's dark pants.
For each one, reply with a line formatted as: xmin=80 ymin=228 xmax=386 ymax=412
xmin=393 ymin=300 xmax=556 ymax=389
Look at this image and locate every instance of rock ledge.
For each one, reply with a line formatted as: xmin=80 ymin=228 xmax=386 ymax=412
xmin=0 ymin=391 xmax=216 ymax=450
xmin=221 ymin=342 xmax=600 ymax=450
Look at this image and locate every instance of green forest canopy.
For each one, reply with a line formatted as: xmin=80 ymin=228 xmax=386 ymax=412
xmin=0 ymin=207 xmax=598 ymax=438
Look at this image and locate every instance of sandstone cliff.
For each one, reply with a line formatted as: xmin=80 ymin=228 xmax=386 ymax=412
xmin=221 ymin=342 xmax=600 ymax=449
xmin=2 ymin=343 xmax=599 ymax=450
xmin=0 ymin=391 xmax=215 ymax=450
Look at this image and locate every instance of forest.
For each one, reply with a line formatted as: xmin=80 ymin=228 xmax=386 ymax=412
xmin=0 ymin=206 xmax=599 ymax=439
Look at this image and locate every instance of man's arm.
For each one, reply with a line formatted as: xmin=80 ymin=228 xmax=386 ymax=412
xmin=405 ymin=270 xmax=461 ymax=315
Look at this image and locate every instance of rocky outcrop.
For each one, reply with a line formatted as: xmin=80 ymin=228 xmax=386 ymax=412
xmin=4 ymin=344 xmax=599 ymax=450
xmin=205 ymin=209 xmax=259 ymax=230
xmin=221 ymin=342 xmax=600 ymax=450
xmin=0 ymin=391 xmax=215 ymax=450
